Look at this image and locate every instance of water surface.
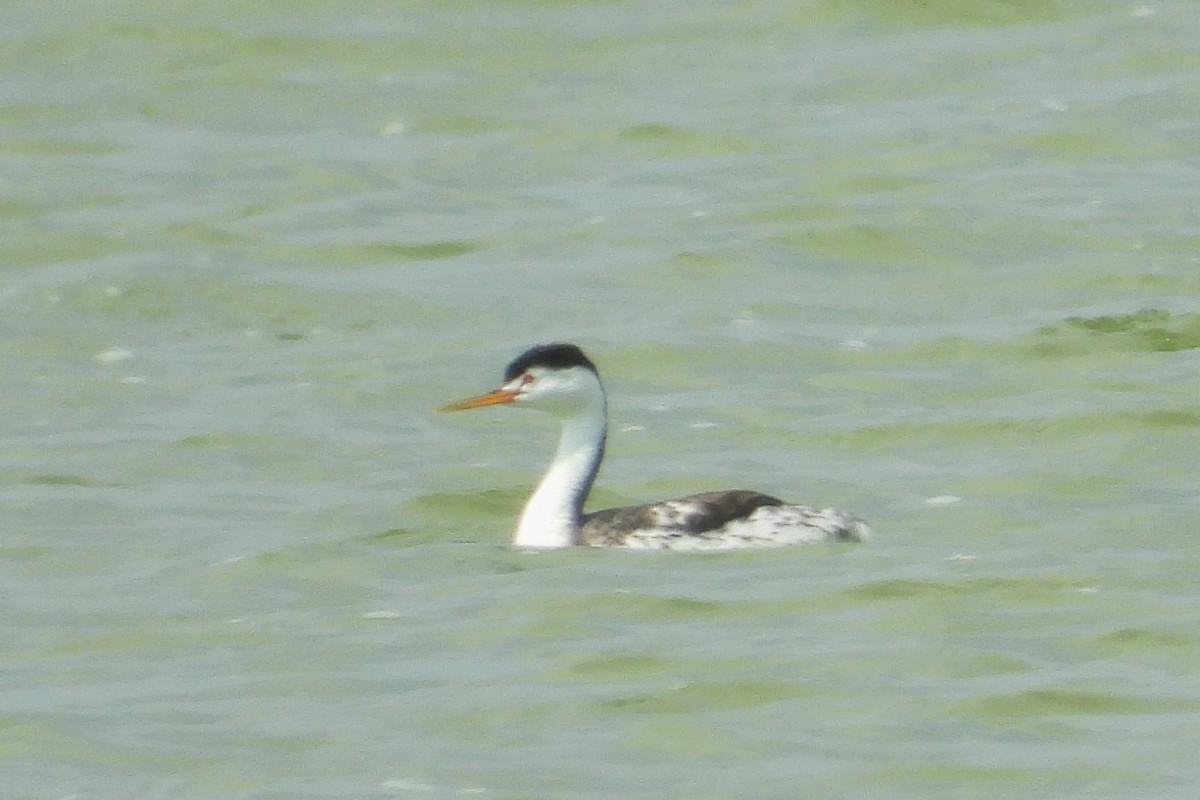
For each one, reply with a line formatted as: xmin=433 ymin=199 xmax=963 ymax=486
xmin=3 ymin=1 xmax=1199 ymax=798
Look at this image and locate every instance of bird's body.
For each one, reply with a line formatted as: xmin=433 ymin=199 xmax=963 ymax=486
xmin=440 ymin=343 xmax=870 ymax=550
xmin=580 ymin=490 xmax=866 ymax=550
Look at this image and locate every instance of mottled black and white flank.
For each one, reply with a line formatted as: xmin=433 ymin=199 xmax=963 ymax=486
xmin=440 ymin=343 xmax=870 ymax=550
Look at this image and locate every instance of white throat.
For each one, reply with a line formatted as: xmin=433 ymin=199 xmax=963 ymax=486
xmin=513 ymin=401 xmax=606 ymax=548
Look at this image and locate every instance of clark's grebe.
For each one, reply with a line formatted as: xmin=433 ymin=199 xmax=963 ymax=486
xmin=440 ymin=343 xmax=870 ymax=550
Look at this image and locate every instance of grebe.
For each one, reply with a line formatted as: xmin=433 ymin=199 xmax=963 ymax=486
xmin=439 ymin=343 xmax=870 ymax=550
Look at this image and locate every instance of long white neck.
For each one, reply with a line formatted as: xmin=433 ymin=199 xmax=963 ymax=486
xmin=513 ymin=401 xmax=607 ymax=548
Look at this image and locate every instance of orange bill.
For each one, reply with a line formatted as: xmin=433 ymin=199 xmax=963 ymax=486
xmin=439 ymin=389 xmax=518 ymax=412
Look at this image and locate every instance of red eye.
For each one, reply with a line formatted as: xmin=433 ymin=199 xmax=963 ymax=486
xmin=521 ymin=373 xmax=535 ymax=385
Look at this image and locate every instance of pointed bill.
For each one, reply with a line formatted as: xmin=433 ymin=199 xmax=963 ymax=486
xmin=439 ymin=389 xmax=518 ymax=412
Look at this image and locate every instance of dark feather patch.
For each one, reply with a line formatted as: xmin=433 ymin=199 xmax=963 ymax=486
xmin=504 ymin=343 xmax=598 ymax=382
xmin=579 ymin=490 xmax=784 ymax=546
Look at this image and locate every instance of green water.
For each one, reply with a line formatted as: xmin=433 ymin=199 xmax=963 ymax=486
xmin=3 ymin=1 xmax=1199 ymax=798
